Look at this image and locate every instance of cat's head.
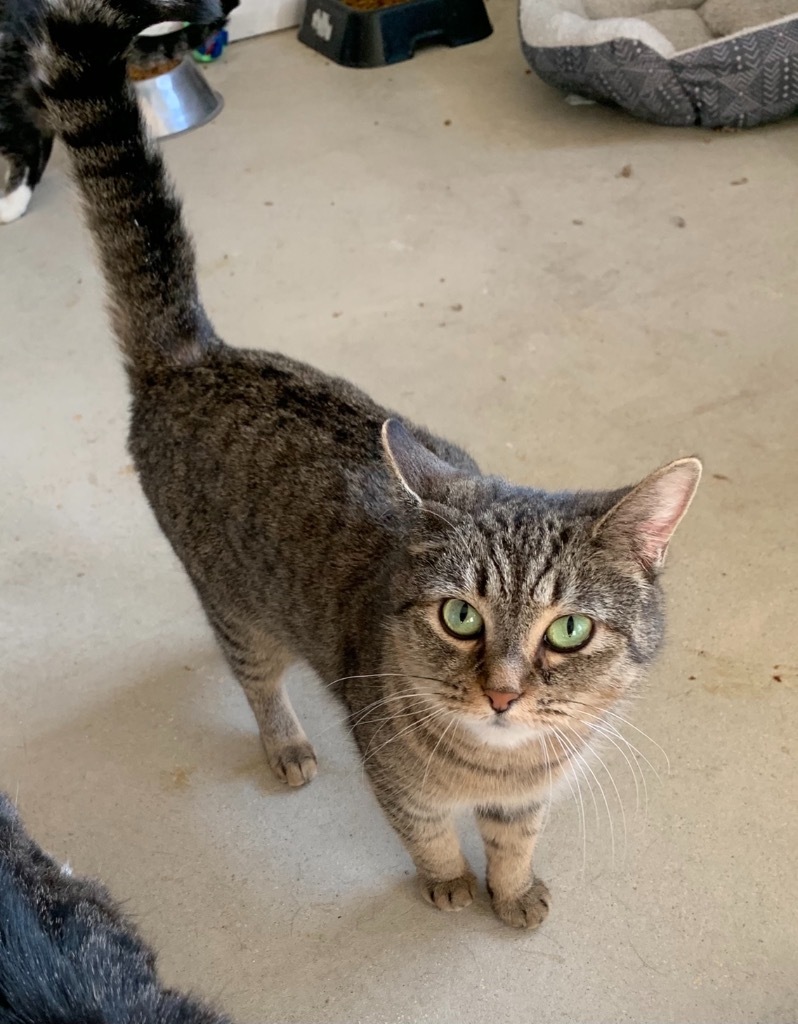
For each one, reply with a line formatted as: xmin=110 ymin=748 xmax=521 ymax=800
xmin=381 ymin=420 xmax=701 ymax=749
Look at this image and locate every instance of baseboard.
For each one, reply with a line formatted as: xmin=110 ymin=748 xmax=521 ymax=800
xmin=227 ymin=0 xmax=306 ymax=39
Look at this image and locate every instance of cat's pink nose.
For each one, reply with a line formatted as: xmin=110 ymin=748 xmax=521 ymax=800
xmin=484 ymin=690 xmax=519 ymax=713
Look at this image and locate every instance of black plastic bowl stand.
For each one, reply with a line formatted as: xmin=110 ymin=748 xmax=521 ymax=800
xmin=298 ymin=0 xmax=492 ymax=68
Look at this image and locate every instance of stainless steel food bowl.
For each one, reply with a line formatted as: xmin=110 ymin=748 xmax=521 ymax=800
xmin=132 ymin=54 xmax=223 ymax=140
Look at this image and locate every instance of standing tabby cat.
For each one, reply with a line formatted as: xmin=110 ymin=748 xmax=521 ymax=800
xmin=32 ymin=0 xmax=700 ymax=929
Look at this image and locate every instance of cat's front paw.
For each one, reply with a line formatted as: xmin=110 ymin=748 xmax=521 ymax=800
xmin=420 ymin=871 xmax=477 ymax=912
xmin=266 ymin=740 xmax=318 ymax=787
xmin=490 ymin=878 xmax=550 ymax=929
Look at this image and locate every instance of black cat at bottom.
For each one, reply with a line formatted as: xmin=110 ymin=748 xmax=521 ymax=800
xmin=0 ymin=793 xmax=232 ymax=1024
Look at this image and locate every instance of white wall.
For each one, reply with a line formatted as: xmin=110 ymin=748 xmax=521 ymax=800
xmin=227 ymin=0 xmax=306 ymax=39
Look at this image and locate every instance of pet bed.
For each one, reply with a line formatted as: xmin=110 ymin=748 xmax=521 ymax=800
xmin=520 ymin=0 xmax=798 ymax=127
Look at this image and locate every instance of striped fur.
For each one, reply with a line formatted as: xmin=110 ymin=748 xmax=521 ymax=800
xmin=33 ymin=0 xmax=701 ymax=928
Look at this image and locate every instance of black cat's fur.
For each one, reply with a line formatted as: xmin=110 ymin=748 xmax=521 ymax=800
xmin=0 ymin=793 xmax=233 ymax=1024
xmin=0 ymin=0 xmax=52 ymax=223
xmin=0 ymin=0 xmax=237 ymax=223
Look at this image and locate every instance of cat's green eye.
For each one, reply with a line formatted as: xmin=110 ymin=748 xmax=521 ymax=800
xmin=545 ymin=614 xmax=593 ymax=652
xmin=441 ymin=599 xmax=484 ymax=639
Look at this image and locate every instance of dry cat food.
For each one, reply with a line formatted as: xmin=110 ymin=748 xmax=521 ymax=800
xmin=127 ymin=58 xmax=182 ymax=81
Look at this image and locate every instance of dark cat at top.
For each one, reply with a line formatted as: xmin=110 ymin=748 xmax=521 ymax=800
xmin=30 ymin=0 xmax=701 ymax=929
xmin=0 ymin=0 xmax=236 ymax=223
xmin=0 ymin=0 xmax=52 ymax=223
xmin=0 ymin=792 xmax=232 ymax=1024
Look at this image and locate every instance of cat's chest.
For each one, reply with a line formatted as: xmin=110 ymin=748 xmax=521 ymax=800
xmin=436 ymin=753 xmax=549 ymax=808
xmin=410 ymin=728 xmax=550 ymax=808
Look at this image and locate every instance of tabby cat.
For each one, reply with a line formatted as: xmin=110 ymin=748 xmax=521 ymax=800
xmin=32 ymin=0 xmax=701 ymax=929
xmin=0 ymin=792 xmax=232 ymax=1023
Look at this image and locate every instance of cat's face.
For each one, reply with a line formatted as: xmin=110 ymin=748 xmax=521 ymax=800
xmin=382 ymin=420 xmax=700 ymax=749
xmin=388 ymin=497 xmax=658 ymax=749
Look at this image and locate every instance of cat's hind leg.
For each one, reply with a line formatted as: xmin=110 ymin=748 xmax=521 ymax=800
xmin=209 ymin=614 xmax=317 ymax=787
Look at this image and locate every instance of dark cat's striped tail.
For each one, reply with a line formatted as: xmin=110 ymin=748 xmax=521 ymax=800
xmin=33 ymin=0 xmax=226 ymax=373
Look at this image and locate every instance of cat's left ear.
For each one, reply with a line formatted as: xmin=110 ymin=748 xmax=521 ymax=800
xmin=593 ymin=457 xmax=702 ymax=571
xmin=381 ymin=419 xmax=462 ymax=504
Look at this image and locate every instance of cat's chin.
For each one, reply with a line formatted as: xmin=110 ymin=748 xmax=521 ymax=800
xmin=460 ymin=715 xmax=544 ymax=750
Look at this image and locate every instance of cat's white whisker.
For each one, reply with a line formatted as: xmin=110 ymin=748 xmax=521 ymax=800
xmin=597 ymin=722 xmax=662 ymax=788
xmin=313 ymin=691 xmax=433 ymax=741
xmin=359 ymin=708 xmax=449 ymax=767
xmin=417 ymin=505 xmax=475 ymax=565
xmin=321 ymin=671 xmax=447 ymax=691
xmin=573 ymin=703 xmax=672 ymax=775
xmin=565 ymin=704 xmax=664 ymax=785
xmin=420 ymin=717 xmax=455 ymax=798
xmin=561 ymin=721 xmax=627 ymax=866
xmin=555 ymin=706 xmax=643 ymax=820
xmin=553 ymin=725 xmax=601 ymax=831
xmin=539 ymin=733 xmax=555 ymax=834
xmin=580 ymin=719 xmax=643 ymax=818
xmin=550 ymin=727 xmax=587 ymax=875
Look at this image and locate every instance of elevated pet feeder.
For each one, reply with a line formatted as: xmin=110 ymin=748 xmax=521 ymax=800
xmin=299 ymin=0 xmax=492 ymax=68
xmin=129 ymin=22 xmax=224 ymax=139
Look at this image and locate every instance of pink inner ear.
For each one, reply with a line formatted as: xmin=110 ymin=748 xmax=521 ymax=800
xmin=634 ymin=462 xmax=701 ymax=567
xmin=596 ymin=459 xmax=701 ymax=570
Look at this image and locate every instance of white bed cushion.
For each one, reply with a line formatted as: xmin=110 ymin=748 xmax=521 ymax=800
xmin=699 ymin=0 xmax=798 ymax=36
xmin=640 ymin=8 xmax=714 ymax=48
xmin=519 ymin=1 xmax=677 ymax=56
xmin=584 ymin=0 xmax=701 ymax=16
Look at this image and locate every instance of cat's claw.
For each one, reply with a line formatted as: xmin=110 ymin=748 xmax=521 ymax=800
xmin=266 ymin=741 xmax=318 ymax=787
xmin=491 ymin=878 xmax=550 ymax=929
xmin=421 ymin=872 xmax=477 ymax=911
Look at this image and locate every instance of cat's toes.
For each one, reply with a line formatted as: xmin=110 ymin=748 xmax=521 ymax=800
xmin=420 ymin=872 xmax=477 ymax=912
xmin=491 ymin=878 xmax=550 ymax=929
xmin=266 ymin=741 xmax=318 ymax=787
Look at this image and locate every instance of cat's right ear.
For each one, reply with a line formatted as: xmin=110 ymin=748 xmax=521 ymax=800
xmin=593 ymin=456 xmax=702 ymax=572
xmin=381 ymin=419 xmax=461 ymax=504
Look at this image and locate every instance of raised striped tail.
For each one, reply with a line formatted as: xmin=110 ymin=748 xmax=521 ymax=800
xmin=32 ymin=0 xmax=225 ymax=372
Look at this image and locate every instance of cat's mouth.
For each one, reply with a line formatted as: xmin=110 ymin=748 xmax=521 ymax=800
xmin=458 ymin=709 xmax=543 ymax=749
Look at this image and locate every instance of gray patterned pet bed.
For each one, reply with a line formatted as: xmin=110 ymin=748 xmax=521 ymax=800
xmin=520 ymin=0 xmax=798 ymax=127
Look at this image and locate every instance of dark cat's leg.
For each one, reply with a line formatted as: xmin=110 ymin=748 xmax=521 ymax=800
xmin=209 ymin=614 xmax=317 ymax=786
xmin=367 ymin=786 xmax=476 ymax=910
xmin=36 ymin=131 xmax=55 ymax=183
xmin=475 ymin=802 xmax=550 ymax=929
xmin=0 ymin=121 xmax=50 ymax=224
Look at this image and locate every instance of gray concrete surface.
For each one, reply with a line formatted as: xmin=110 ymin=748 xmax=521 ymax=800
xmin=1 ymin=4 xmax=797 ymax=1022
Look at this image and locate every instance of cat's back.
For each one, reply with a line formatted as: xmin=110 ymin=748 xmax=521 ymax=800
xmin=125 ymin=345 xmax=477 ymax=663
xmin=128 ymin=344 xmax=476 ymax=513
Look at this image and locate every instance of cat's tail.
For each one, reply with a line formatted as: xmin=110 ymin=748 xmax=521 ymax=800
xmin=31 ymin=0 xmax=227 ymax=374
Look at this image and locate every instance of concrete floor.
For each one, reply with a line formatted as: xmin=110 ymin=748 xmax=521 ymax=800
xmin=2 ymin=4 xmax=797 ymax=1022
